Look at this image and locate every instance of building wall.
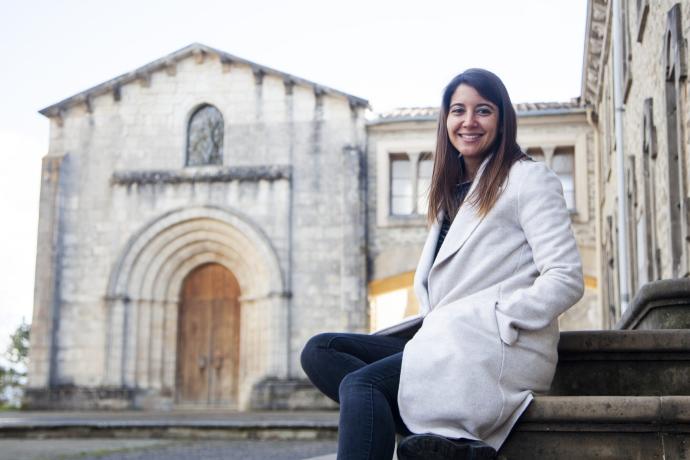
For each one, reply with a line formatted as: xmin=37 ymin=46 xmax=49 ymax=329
xmin=587 ymin=0 xmax=690 ymax=325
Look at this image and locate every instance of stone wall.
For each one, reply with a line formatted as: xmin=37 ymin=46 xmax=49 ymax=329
xmin=588 ymin=1 xmax=690 ymax=325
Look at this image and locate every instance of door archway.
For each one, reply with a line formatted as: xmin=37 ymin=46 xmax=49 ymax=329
xmin=176 ymin=263 xmax=240 ymax=406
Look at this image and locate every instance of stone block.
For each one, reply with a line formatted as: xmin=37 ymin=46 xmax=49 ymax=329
xmin=616 ymin=278 xmax=690 ymax=330
xmin=249 ymin=378 xmax=337 ymax=411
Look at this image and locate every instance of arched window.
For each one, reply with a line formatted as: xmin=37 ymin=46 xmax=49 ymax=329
xmin=186 ymin=105 xmax=224 ymax=166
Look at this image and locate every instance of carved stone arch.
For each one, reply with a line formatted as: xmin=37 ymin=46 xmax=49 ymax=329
xmin=105 ymin=206 xmax=288 ymax=409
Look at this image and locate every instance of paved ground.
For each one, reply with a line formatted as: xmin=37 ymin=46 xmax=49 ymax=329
xmin=0 ymin=410 xmax=342 ymax=459
xmin=0 ymin=438 xmax=339 ymax=460
xmin=0 ymin=410 xmax=339 ymax=427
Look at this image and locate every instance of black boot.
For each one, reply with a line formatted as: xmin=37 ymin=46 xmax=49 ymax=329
xmin=397 ymin=433 xmax=497 ymax=460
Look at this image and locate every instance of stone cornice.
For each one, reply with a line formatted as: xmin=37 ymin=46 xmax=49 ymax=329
xmin=581 ymin=0 xmax=609 ymax=105
xmin=111 ymin=165 xmax=292 ymax=186
xmin=39 ymin=43 xmax=369 ymax=119
xmin=368 ymin=102 xmax=584 ymax=126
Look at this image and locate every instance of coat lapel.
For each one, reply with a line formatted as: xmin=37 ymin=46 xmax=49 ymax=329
xmin=431 ymin=155 xmax=493 ymax=271
xmin=413 ymin=214 xmax=442 ymax=314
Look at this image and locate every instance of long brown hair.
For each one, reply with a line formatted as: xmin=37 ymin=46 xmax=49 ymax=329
xmin=427 ymin=68 xmax=524 ymax=224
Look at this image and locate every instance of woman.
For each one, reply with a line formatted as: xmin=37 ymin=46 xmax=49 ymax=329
xmin=301 ymin=68 xmax=584 ymax=460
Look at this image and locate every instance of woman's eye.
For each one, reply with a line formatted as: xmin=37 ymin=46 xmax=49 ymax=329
xmin=477 ymin=108 xmax=492 ymax=116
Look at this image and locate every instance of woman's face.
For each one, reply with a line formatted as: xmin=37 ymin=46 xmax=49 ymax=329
xmin=446 ymin=84 xmax=499 ymax=168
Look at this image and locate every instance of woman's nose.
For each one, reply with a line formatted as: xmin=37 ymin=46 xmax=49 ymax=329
xmin=462 ymin=112 xmax=477 ymax=126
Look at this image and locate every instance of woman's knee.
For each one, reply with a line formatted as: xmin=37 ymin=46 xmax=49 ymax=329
xmin=338 ymin=367 xmax=371 ymax=400
xmin=300 ymin=332 xmax=336 ymax=375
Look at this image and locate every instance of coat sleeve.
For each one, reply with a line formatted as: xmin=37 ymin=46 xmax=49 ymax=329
xmin=494 ymin=162 xmax=584 ymax=345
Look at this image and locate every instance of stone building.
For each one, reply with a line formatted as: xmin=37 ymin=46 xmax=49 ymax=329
xmin=27 ymin=44 xmax=369 ymax=410
xmin=367 ymin=103 xmax=600 ymax=332
xmin=27 ymin=42 xmax=600 ymax=410
xmin=582 ymin=0 xmax=690 ymax=326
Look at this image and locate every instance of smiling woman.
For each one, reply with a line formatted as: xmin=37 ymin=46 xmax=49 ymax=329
xmin=301 ymin=68 xmax=584 ymax=460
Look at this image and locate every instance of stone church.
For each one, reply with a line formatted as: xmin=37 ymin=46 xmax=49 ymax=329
xmin=26 ymin=42 xmax=599 ymax=410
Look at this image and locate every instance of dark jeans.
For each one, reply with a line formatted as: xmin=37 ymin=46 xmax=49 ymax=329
xmin=300 ymin=332 xmax=412 ymax=460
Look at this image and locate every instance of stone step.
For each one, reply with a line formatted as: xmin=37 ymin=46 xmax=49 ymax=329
xmin=309 ymin=396 xmax=690 ymax=460
xmin=3 ymin=397 xmax=689 ymax=459
xmin=0 ymin=411 xmax=339 ymax=440
xmin=549 ymin=329 xmax=690 ymax=396
xmin=501 ymin=395 xmax=690 ymax=459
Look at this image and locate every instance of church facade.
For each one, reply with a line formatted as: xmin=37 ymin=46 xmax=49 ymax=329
xmin=27 ymin=43 xmax=599 ymax=410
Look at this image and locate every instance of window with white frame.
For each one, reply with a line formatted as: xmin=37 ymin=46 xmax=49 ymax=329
xmin=526 ymin=146 xmax=576 ymax=212
xmin=389 ymin=152 xmax=433 ymax=216
xmin=390 ymin=154 xmax=413 ymax=215
xmin=416 ymin=153 xmax=433 ymax=215
xmin=553 ymin=147 xmax=575 ymax=211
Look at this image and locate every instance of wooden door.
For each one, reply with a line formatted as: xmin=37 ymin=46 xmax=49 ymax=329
xmin=177 ymin=263 xmax=240 ymax=406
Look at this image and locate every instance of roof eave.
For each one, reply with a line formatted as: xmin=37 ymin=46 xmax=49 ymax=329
xmin=517 ymin=107 xmax=587 ymax=117
xmin=367 ymin=115 xmax=438 ymax=126
xmin=38 ymin=43 xmax=369 ymax=118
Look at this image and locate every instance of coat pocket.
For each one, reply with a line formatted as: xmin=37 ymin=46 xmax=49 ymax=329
xmin=494 ymin=303 xmax=519 ymax=346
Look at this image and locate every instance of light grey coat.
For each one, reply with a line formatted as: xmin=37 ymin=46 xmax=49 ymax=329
xmin=398 ymin=156 xmax=584 ymax=450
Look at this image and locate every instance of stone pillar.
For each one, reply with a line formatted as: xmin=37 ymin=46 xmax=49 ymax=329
xmin=104 ymin=296 xmax=127 ymax=386
xmin=27 ymin=154 xmax=67 ymax=389
xmin=341 ymin=145 xmax=368 ymax=332
xmin=148 ymin=299 xmax=165 ymax=390
xmin=161 ymin=300 xmax=178 ymax=392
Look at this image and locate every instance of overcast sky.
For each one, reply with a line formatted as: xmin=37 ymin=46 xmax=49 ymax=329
xmin=0 ymin=0 xmax=587 ymax=364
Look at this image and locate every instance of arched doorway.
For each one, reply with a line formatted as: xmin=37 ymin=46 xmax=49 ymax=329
xmin=176 ymin=263 xmax=241 ymax=406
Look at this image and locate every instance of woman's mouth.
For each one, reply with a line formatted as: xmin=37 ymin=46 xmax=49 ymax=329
xmin=459 ymin=133 xmax=483 ymax=140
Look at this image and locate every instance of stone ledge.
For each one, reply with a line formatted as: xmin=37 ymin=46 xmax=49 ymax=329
xmin=23 ymin=386 xmax=135 ymax=411
xmin=111 ymin=165 xmax=292 ymax=186
xmin=558 ymin=329 xmax=690 ymax=352
xmin=616 ymin=278 xmax=690 ymax=330
xmin=522 ymin=396 xmax=690 ymax=425
xmin=7 ymin=396 xmax=690 ymax=432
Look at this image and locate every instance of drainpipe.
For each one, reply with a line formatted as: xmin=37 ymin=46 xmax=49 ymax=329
xmin=612 ymin=0 xmax=630 ymax=312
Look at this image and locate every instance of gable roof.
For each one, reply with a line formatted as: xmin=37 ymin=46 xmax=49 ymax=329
xmin=39 ymin=43 xmax=369 ymax=118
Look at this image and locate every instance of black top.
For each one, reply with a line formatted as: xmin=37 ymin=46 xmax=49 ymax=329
xmin=433 ymin=181 xmax=473 ymax=260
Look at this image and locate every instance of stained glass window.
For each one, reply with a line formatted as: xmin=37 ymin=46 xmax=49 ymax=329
xmin=187 ymin=105 xmax=224 ymax=166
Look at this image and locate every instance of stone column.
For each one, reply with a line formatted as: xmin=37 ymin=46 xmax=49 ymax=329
xmin=104 ymin=296 xmax=127 ymax=386
xmin=27 ymin=155 xmax=67 ymax=389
